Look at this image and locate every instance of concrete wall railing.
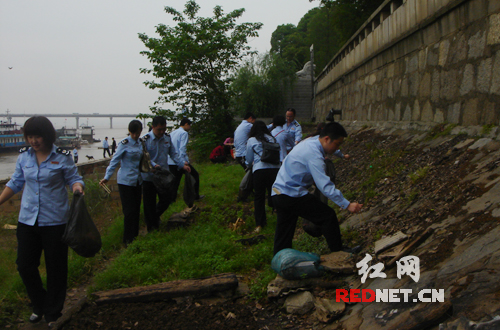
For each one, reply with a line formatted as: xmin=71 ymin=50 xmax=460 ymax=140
xmin=314 ymin=0 xmax=500 ymax=126
xmin=0 ymin=159 xmax=120 ymax=216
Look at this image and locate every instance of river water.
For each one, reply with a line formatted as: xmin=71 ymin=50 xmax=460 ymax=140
xmin=0 ymin=119 xmax=141 ymax=180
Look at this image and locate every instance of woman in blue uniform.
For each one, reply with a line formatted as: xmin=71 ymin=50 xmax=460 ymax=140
xmin=245 ymin=121 xmax=282 ymax=233
xmin=100 ymin=120 xmax=143 ymax=246
xmin=0 ymin=116 xmax=84 ymax=325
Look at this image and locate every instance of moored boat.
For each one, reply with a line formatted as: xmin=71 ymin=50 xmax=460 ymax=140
xmin=0 ymin=121 xmax=28 ymax=152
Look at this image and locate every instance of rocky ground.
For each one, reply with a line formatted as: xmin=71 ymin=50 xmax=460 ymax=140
xmin=20 ymin=123 xmax=500 ymax=330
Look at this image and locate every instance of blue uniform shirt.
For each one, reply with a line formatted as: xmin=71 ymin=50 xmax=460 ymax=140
xmin=104 ymin=136 xmax=142 ymax=186
xmin=271 ymin=126 xmax=293 ymax=162
xmin=245 ymin=135 xmax=281 ymax=173
xmin=234 ymin=120 xmax=253 ymax=157
xmin=167 ymin=127 xmax=189 ymax=166
xmin=271 ymin=136 xmax=350 ymax=209
xmin=6 ymin=145 xmax=84 ymax=226
xmin=284 ymin=120 xmax=302 ymax=150
xmin=103 ymin=139 xmax=109 ymax=148
xmin=142 ymin=131 xmax=182 ymax=182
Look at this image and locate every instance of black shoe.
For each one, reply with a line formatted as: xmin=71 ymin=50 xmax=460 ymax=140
xmin=45 ymin=312 xmax=62 ymax=324
xmin=29 ymin=313 xmax=43 ymax=323
xmin=341 ymin=245 xmax=362 ymax=254
xmin=195 ymin=195 xmax=205 ymax=201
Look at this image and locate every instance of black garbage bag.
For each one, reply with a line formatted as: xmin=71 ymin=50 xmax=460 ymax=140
xmin=238 ymin=168 xmax=253 ymax=202
xmin=153 ymin=168 xmax=176 ymax=199
xmin=62 ymin=192 xmax=102 ymax=258
xmin=183 ymin=172 xmax=196 ymax=208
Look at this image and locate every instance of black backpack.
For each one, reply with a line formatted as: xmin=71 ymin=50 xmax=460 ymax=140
xmin=254 ymin=136 xmax=281 ymax=165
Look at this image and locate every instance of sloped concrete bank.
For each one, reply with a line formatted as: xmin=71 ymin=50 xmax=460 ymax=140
xmin=268 ymin=122 xmax=500 ymax=329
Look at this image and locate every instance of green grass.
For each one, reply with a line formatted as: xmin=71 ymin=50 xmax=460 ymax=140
xmin=408 ymin=166 xmax=429 ymax=184
xmin=89 ymin=163 xmax=279 ymax=298
xmin=481 ymin=124 xmax=496 ymax=135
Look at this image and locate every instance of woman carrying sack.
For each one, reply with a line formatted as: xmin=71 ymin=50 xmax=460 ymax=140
xmin=245 ymin=121 xmax=282 ymax=233
xmin=100 ymin=120 xmax=143 ymax=246
xmin=0 ymin=116 xmax=84 ymax=325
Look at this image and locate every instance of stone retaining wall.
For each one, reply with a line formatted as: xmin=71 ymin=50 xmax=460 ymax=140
xmin=314 ymin=0 xmax=500 ymax=126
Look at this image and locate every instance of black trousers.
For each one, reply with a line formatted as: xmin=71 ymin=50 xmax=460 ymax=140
xmin=118 ymin=183 xmax=142 ymax=245
xmin=169 ymin=164 xmax=200 ymax=201
xmin=103 ymin=147 xmax=111 ymax=158
xmin=272 ymin=193 xmax=343 ymax=255
xmin=142 ymin=180 xmax=174 ymax=232
xmin=16 ymin=222 xmax=68 ymax=322
xmin=253 ymin=168 xmax=279 ymax=228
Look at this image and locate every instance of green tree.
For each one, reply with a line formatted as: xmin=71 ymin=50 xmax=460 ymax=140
xmin=138 ymin=0 xmax=262 ymax=142
xmin=230 ymin=52 xmax=296 ymax=118
xmin=270 ymin=0 xmax=385 ymax=75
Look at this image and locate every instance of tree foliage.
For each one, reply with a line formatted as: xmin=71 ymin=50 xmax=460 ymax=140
xmin=271 ymin=0 xmax=384 ymax=75
xmin=229 ymin=52 xmax=297 ymax=118
xmin=138 ymin=0 xmax=262 ymax=141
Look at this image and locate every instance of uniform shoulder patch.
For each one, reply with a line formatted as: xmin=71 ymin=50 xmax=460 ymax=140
xmin=142 ymin=134 xmax=150 ymax=140
xmin=56 ymin=147 xmax=71 ymax=156
xmin=19 ymin=146 xmax=29 ymax=153
xmin=121 ymin=139 xmax=129 ymax=145
xmin=294 ymin=121 xmax=300 ymax=127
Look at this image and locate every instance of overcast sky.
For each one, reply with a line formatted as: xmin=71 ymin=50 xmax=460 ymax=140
xmin=0 ymin=0 xmax=318 ymax=122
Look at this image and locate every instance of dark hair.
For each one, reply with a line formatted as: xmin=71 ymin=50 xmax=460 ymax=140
xmin=304 ymin=122 xmax=326 ymax=139
xmin=243 ymin=112 xmax=256 ymax=120
xmin=23 ymin=116 xmax=56 ymax=147
xmin=319 ymin=122 xmax=348 ymax=141
xmin=286 ymin=108 xmax=296 ymax=116
xmin=180 ymin=118 xmax=192 ymax=126
xmin=128 ymin=120 xmax=143 ymax=134
xmin=272 ymin=115 xmax=286 ymax=128
xmin=152 ymin=116 xmax=166 ymax=127
xmin=249 ymin=120 xmax=271 ymax=143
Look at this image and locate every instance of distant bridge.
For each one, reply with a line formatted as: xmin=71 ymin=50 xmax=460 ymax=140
xmin=1 ymin=113 xmax=139 ymax=128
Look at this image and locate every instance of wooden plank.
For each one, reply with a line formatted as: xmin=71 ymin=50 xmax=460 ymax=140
xmin=92 ymin=273 xmax=239 ymax=305
xmin=386 ymin=228 xmax=434 ymax=268
xmin=374 ymin=231 xmax=408 ymax=254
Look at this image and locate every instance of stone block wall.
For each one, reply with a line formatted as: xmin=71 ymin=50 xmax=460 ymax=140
xmin=314 ymin=0 xmax=500 ymax=127
xmin=0 ymin=159 xmax=119 ymax=216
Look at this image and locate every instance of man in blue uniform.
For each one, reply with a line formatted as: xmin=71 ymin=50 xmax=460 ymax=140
xmin=271 ymin=122 xmax=363 ymax=255
xmin=102 ymin=137 xmax=111 ymax=158
xmin=233 ymin=112 xmax=256 ymax=169
xmin=168 ymin=118 xmax=203 ymax=201
xmin=142 ymin=116 xmax=190 ymax=231
xmin=284 ymin=108 xmax=302 ymax=151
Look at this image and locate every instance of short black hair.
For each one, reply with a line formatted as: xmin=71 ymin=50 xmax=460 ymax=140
xmin=128 ymin=120 xmax=143 ymax=134
xmin=23 ymin=116 xmax=56 ymax=147
xmin=152 ymin=116 xmax=166 ymax=127
xmin=286 ymin=108 xmax=296 ymax=116
xmin=180 ymin=118 xmax=192 ymax=126
xmin=272 ymin=115 xmax=286 ymax=128
xmin=319 ymin=122 xmax=348 ymax=141
xmin=243 ymin=112 xmax=256 ymax=120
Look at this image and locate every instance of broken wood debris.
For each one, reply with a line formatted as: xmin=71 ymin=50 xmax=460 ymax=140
xmin=92 ymin=273 xmax=238 ymax=305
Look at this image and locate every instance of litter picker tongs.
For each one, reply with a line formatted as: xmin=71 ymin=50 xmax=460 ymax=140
xmin=100 ymin=182 xmax=111 ymax=194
